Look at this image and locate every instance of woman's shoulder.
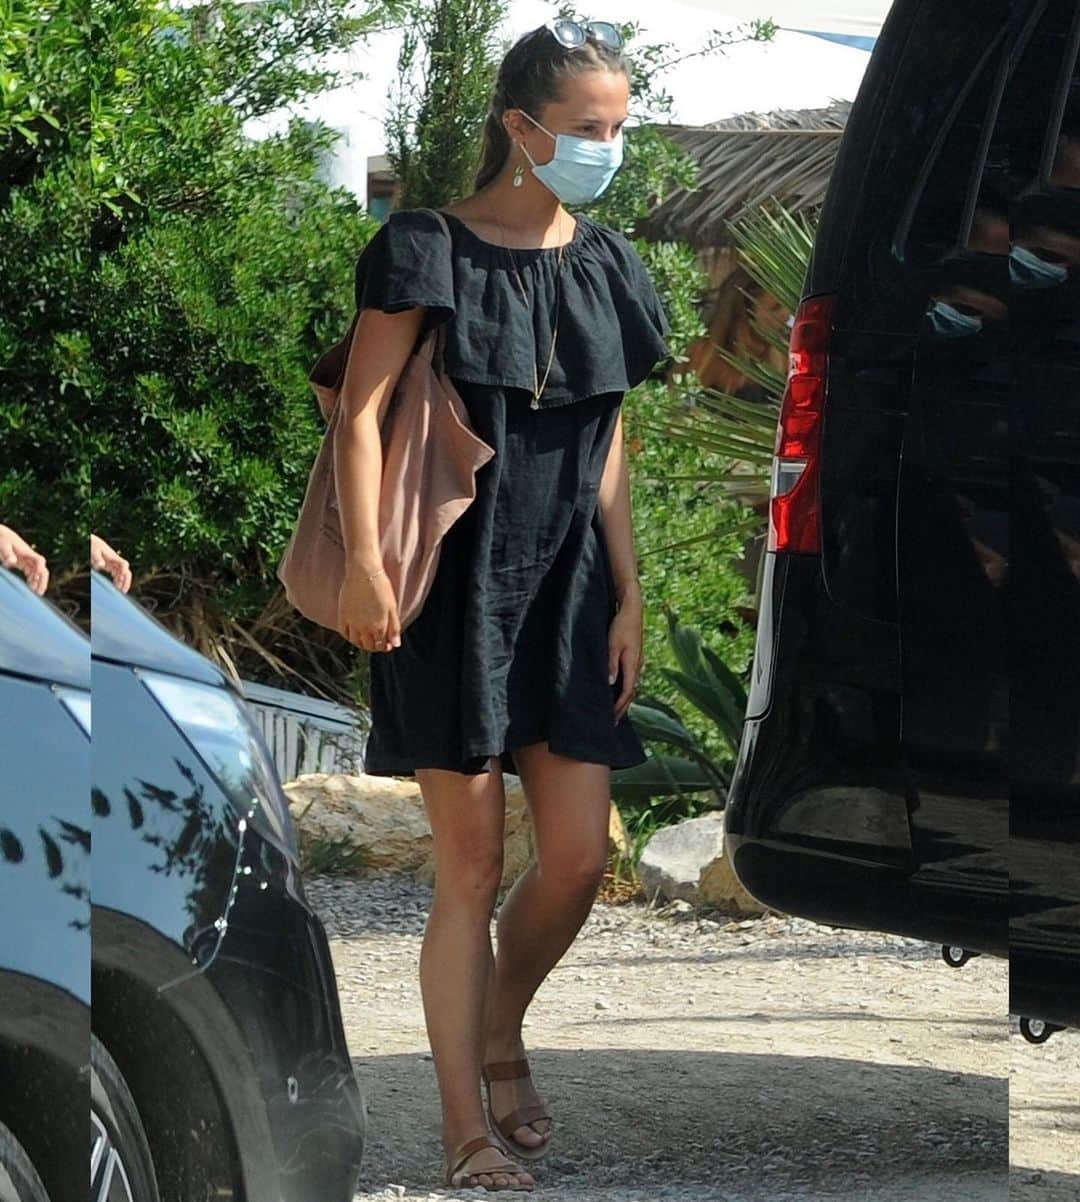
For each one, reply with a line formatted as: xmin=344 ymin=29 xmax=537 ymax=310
xmin=359 ymin=207 xmax=451 ymax=251
xmin=353 ymin=208 xmax=455 ymax=319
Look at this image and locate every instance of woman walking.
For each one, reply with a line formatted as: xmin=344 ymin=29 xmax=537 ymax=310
xmin=334 ymin=20 xmax=671 ymax=1191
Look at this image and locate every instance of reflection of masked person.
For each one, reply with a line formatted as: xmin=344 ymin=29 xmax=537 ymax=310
xmin=926 ymin=299 xmax=985 ymax=338
xmin=1012 ymin=220 xmax=1080 ymax=341
xmin=1010 ymin=243 xmax=1069 ymax=290
xmin=0 ymin=524 xmax=48 ymax=594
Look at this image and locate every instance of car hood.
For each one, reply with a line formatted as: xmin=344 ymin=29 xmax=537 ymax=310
xmin=0 ymin=566 xmax=90 ymax=689
xmin=90 ymin=570 xmax=234 ymax=691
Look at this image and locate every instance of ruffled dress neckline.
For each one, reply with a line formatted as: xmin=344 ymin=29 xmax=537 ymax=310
xmin=353 ymin=205 xmax=672 ymax=408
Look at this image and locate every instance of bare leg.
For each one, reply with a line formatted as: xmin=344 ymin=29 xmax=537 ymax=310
xmin=416 ymin=760 xmax=535 ymax=1190
xmin=483 ymin=741 xmax=612 ymax=1149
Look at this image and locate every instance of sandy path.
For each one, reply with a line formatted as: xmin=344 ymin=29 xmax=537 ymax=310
xmin=306 ymin=875 xmax=1075 ymax=1200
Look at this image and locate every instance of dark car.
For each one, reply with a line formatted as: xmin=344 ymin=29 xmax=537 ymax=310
xmin=89 ymin=566 xmax=365 ymax=1201
xmin=0 ymin=566 xmax=90 ymax=1202
xmin=725 ymin=0 xmax=1080 ymax=1036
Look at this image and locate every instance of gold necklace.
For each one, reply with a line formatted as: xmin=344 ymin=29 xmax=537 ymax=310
xmin=489 ymin=200 xmax=566 ymax=409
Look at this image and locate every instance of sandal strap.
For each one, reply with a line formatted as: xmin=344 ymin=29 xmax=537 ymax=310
xmin=449 ymin=1136 xmax=523 ymax=1181
xmin=449 ymin=1135 xmax=498 ymax=1179
xmin=495 ymin=1103 xmax=552 ymax=1140
xmin=482 ymin=1057 xmax=531 ymax=1082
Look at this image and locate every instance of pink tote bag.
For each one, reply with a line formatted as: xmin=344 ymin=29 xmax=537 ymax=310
xmin=277 ymin=213 xmax=495 ymax=635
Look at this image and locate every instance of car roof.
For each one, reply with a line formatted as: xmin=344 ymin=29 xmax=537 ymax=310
xmin=0 ymin=566 xmax=90 ymax=690
xmin=90 ymin=570 xmax=234 ymax=691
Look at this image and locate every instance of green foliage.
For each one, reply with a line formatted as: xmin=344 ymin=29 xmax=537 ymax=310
xmin=0 ymin=0 xmax=389 ymax=596
xmin=90 ymin=177 xmax=378 ymax=586
xmin=300 ymin=834 xmax=367 ymax=876
xmin=388 ymin=0 xmax=505 ymax=208
xmin=727 ymin=201 xmax=814 ymax=310
xmin=638 ymin=201 xmax=817 ymax=505
xmin=612 ymin=607 xmax=751 ymax=854
xmin=612 ymin=605 xmax=749 ymax=802
xmin=0 ymin=0 xmax=68 ymax=150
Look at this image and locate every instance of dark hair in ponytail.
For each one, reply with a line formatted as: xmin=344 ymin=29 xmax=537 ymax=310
xmin=473 ymin=26 xmax=630 ymax=192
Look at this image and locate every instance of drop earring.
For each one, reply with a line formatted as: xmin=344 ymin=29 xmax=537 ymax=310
xmin=512 ymin=141 xmax=524 ymax=187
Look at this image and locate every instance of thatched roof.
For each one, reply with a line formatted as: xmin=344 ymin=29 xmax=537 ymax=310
xmin=638 ymin=102 xmax=850 ymax=248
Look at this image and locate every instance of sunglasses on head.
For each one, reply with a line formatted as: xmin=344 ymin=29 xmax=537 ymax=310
xmin=544 ymin=18 xmax=623 ymax=51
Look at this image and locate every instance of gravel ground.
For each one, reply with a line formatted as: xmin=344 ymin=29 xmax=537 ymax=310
xmin=306 ymin=873 xmax=1076 ymax=1201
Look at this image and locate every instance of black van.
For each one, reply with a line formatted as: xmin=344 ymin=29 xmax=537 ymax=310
xmin=724 ymin=0 xmax=1079 ymax=1033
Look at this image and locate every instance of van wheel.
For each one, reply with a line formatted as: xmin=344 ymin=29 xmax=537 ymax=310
xmin=941 ymin=945 xmax=973 ymax=968
xmin=0 ymin=1119 xmax=50 ymax=1202
xmin=1019 ymin=1017 xmax=1063 ymax=1045
xmin=91 ymin=1034 xmax=160 ymax=1202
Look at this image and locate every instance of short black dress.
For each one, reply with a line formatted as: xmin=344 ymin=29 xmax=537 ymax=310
xmin=355 ymin=206 xmax=672 ymax=777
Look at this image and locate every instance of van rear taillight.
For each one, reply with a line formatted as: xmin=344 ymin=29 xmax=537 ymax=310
xmin=767 ymin=294 xmax=837 ymax=553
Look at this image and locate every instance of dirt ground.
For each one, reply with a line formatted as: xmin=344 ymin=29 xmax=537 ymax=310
xmin=307 ymin=875 xmax=1077 ymax=1201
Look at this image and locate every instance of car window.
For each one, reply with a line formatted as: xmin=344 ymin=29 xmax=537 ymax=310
xmin=901 ymin=2 xmax=1080 ymax=267
xmin=988 ymin=4 xmax=1077 ymax=191
xmin=1046 ymin=9 xmax=1080 ymax=191
xmin=1008 ymin=3 xmax=1080 ymax=297
xmin=911 ymin=3 xmax=1079 ymax=334
xmin=898 ymin=29 xmax=1009 ymax=265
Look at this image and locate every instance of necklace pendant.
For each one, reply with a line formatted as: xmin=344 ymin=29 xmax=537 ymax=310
xmin=530 ymin=396 xmax=540 ymax=409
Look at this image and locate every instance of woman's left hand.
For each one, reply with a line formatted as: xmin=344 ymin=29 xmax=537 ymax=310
xmin=608 ymin=590 xmax=643 ymax=723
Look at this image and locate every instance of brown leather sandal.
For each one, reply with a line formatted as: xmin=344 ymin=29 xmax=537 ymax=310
xmin=481 ymin=1058 xmax=555 ymax=1162
xmin=443 ymin=1134 xmax=534 ymax=1191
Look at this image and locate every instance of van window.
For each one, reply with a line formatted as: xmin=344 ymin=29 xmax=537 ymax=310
xmin=902 ymin=2 xmax=1080 ymax=265
xmin=899 ymin=32 xmax=1008 ymax=265
xmin=987 ymin=2 xmax=1080 ymax=295
xmin=1045 ymin=6 xmax=1080 ymax=189
xmin=983 ymin=1 xmax=1080 ymax=200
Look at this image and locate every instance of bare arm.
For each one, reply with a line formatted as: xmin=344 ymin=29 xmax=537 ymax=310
xmin=596 ymin=407 xmax=641 ymax=606
xmin=334 ymin=305 xmax=425 ymax=650
xmin=597 ymin=408 xmax=643 ymax=720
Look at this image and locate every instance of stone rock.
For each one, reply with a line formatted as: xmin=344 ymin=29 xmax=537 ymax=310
xmin=285 ymin=773 xmax=433 ymax=873
xmin=608 ymin=801 xmax=631 ymax=861
xmin=637 ymin=812 xmax=766 ymax=916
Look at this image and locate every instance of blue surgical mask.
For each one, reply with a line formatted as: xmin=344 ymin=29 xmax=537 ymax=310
xmin=1009 ymin=243 xmax=1069 ymax=290
xmin=518 ymin=110 xmax=623 ymax=204
xmin=926 ymin=299 xmax=984 ymax=339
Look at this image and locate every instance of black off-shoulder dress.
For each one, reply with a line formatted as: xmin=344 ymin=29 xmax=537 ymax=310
xmin=354 ymin=206 xmax=672 ymax=777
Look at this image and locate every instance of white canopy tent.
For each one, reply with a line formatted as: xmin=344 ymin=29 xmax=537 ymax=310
xmin=250 ymin=2 xmax=894 ymax=201
xmin=681 ymin=1 xmax=894 ymax=37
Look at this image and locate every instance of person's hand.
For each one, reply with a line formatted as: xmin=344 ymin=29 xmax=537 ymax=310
xmin=339 ymin=567 xmax=402 ymax=652
xmin=90 ymin=533 xmax=132 ymax=593
xmin=608 ymin=587 xmax=643 ymax=724
xmin=0 ymin=524 xmax=49 ymax=595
